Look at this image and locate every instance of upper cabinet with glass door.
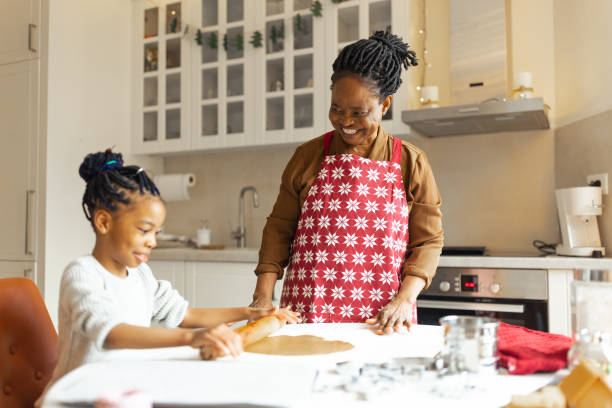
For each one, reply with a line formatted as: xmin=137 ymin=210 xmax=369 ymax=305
xmin=134 ymin=0 xmax=191 ymax=154
xmin=324 ymin=0 xmax=411 ymax=137
xmin=192 ymin=0 xmax=255 ymax=149
xmin=255 ymin=0 xmax=326 ymax=145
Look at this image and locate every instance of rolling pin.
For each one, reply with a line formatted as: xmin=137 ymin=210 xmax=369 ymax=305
xmin=200 ymin=315 xmax=286 ymax=360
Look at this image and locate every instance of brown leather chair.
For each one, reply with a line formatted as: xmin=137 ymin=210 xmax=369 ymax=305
xmin=0 ymin=278 xmax=58 ymax=408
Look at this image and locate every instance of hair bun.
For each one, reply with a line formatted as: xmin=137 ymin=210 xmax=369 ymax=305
xmin=79 ymin=150 xmax=124 ymax=182
xmin=369 ymin=31 xmax=418 ymax=69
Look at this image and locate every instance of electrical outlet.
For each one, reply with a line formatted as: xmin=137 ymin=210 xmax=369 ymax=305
xmin=586 ymin=173 xmax=608 ymax=195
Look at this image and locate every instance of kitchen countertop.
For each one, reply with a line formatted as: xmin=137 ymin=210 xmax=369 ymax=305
xmin=150 ymin=247 xmax=612 ymax=269
xmin=44 ymin=324 xmax=555 ymax=408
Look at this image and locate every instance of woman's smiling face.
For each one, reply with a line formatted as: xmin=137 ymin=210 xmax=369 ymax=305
xmin=328 ymin=75 xmax=391 ymax=146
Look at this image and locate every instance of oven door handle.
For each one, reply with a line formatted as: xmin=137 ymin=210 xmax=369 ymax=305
xmin=417 ymin=300 xmax=524 ymax=314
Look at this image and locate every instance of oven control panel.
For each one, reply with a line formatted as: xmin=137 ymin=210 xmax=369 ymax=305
xmin=424 ymin=267 xmax=548 ymax=300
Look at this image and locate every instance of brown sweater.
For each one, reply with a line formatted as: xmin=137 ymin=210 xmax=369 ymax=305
xmin=255 ymin=127 xmax=444 ymax=288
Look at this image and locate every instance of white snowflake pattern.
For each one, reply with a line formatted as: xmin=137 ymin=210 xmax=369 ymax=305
xmin=339 ymin=305 xmax=354 ymax=318
xmin=310 ymin=268 xmax=318 ymax=279
xmin=391 ymin=257 xmax=403 ymax=268
xmin=303 ymin=250 xmax=314 ymax=263
xmin=360 ymin=269 xmax=375 ymax=283
xmin=340 ymin=154 xmax=353 ymax=163
xmin=382 ymin=236 xmax=395 ymax=249
xmin=336 ymin=215 xmax=350 ymax=229
xmin=346 ymin=199 xmax=360 ymax=212
xmin=355 ymin=216 xmax=369 ymax=230
xmin=376 ymin=160 xmax=387 ymax=167
xmin=373 ymin=217 xmax=388 ymax=231
xmin=323 ymin=268 xmax=336 ymax=281
xmin=344 ymin=233 xmax=359 ymax=247
xmin=297 ymin=267 xmax=307 ymax=280
xmin=325 ymin=232 xmax=340 ymax=246
xmin=314 ymin=284 xmax=327 ymax=298
xmin=352 ymin=251 xmax=366 ymax=266
xmin=312 ymin=315 xmax=326 ymax=323
xmin=308 ymin=185 xmax=318 ymax=196
xmin=282 ymin=286 xmax=290 ymax=298
xmin=371 ymin=252 xmax=386 ymax=266
xmin=318 ymin=168 xmax=328 ymax=179
xmin=311 ymin=232 xmax=321 ymax=246
xmin=321 ymin=303 xmax=335 ymax=314
xmin=342 ymin=269 xmax=357 ymax=283
xmin=297 ymin=234 xmax=308 ymax=246
xmin=393 ymin=188 xmax=404 ymax=199
xmin=373 ymin=186 xmax=388 ymax=198
xmin=384 ymin=202 xmax=397 ymax=214
xmin=358 ymin=305 xmax=374 ymax=319
xmin=331 ymin=286 xmax=345 ymax=300
xmin=312 ymin=198 xmax=324 ymax=212
xmin=295 ymin=302 xmax=306 ymax=313
xmin=324 ymin=156 xmax=336 ymax=164
xmin=400 ymin=205 xmax=409 ymax=218
xmin=302 ymin=285 xmax=313 ymax=298
xmin=388 ymin=289 xmax=398 ymax=299
xmin=380 ymin=271 xmax=395 ymax=284
xmin=350 ymin=286 xmax=365 ymax=301
xmin=370 ymin=287 xmax=384 ymax=302
xmin=322 ymin=183 xmax=335 ymax=195
xmin=383 ymin=172 xmax=397 ymax=183
xmin=365 ymin=201 xmax=379 ymax=213
xmin=302 ymin=201 xmax=308 ymax=212
xmin=291 ymin=285 xmax=300 ymax=297
xmin=338 ymin=183 xmax=351 ymax=195
xmin=395 ymin=239 xmax=405 ymax=252
xmin=348 ymin=166 xmax=363 ymax=178
xmin=315 ymin=250 xmax=328 ymax=263
xmin=391 ymin=220 xmax=402 ymax=233
xmin=304 ymin=216 xmax=315 ymax=229
xmin=356 ymin=184 xmax=370 ymax=196
xmin=331 ymin=167 xmax=344 ymax=180
xmin=291 ymin=251 xmax=301 ymax=263
xmin=297 ymin=218 xmax=303 ymax=229
xmin=333 ymin=251 xmax=348 ymax=264
xmin=329 ymin=198 xmax=341 ymax=211
xmin=363 ymin=234 xmax=377 ymax=248
xmin=318 ymin=215 xmax=331 ymax=229
xmin=366 ymin=168 xmax=380 ymax=181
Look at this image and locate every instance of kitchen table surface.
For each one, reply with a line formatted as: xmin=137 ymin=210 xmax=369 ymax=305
xmin=43 ymin=323 xmax=556 ymax=408
xmin=150 ymin=247 xmax=612 ymax=269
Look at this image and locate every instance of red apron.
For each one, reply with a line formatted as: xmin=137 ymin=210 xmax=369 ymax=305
xmin=280 ymin=131 xmax=417 ymax=324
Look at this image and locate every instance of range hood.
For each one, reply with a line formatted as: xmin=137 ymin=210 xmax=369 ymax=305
xmin=401 ymin=97 xmax=550 ymax=138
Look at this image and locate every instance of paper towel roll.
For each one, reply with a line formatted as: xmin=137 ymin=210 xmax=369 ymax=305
xmin=154 ymin=173 xmax=195 ymax=201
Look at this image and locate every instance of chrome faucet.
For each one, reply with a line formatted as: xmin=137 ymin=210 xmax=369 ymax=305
xmin=232 ymin=186 xmax=259 ymax=248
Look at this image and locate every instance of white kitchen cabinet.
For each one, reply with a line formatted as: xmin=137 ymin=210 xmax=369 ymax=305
xmin=0 ymin=60 xmax=39 ymax=262
xmin=148 ymin=260 xmax=187 ymax=298
xmin=0 ymin=0 xmax=40 ymax=65
xmin=132 ymin=0 xmax=412 ymax=154
xmin=132 ymin=0 xmax=192 ymax=154
xmin=0 ymin=261 xmax=36 ymax=281
xmin=547 ymin=269 xmax=573 ymax=337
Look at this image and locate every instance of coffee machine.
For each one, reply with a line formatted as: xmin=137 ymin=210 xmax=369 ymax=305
xmin=555 ymin=186 xmax=605 ymax=257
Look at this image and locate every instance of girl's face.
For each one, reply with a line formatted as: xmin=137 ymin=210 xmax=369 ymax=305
xmin=98 ymin=195 xmax=166 ymax=273
xmin=329 ymin=75 xmax=392 ymax=146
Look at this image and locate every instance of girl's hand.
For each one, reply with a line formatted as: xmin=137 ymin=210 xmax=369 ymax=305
xmin=249 ymin=305 xmax=300 ymax=324
xmin=365 ymin=298 xmax=413 ymax=335
xmin=190 ymin=325 xmax=243 ymax=358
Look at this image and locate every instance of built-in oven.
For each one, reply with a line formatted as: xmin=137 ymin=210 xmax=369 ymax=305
xmin=417 ymin=267 xmax=548 ymax=331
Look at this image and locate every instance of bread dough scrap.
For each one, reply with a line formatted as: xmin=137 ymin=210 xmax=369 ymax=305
xmin=245 ymin=335 xmax=354 ymax=355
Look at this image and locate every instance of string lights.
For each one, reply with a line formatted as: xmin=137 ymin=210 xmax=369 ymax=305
xmin=417 ymin=0 xmax=429 ymax=103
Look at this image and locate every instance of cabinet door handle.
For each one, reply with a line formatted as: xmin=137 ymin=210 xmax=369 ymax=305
xmin=24 ymin=268 xmax=33 ymax=279
xmin=28 ymin=23 xmax=37 ymax=52
xmin=25 ymin=190 xmax=35 ymax=255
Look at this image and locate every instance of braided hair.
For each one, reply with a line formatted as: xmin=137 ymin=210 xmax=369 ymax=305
xmin=332 ymin=31 xmax=418 ymax=101
xmin=79 ymin=149 xmax=160 ymax=224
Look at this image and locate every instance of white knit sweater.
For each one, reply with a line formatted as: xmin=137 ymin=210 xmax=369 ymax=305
xmin=37 ymin=255 xmax=188 ymax=406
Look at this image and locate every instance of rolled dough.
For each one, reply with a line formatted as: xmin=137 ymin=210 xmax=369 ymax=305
xmin=245 ymin=335 xmax=354 ymax=355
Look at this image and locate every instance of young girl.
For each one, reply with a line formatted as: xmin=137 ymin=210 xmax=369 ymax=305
xmin=38 ymin=150 xmax=298 ymax=405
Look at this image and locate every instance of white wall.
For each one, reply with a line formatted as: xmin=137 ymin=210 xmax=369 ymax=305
xmin=44 ymin=0 xmax=162 ymax=324
xmin=554 ymin=0 xmax=612 ymax=127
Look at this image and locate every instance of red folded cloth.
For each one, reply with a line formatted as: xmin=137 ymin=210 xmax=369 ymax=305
xmin=497 ymin=322 xmax=573 ymax=375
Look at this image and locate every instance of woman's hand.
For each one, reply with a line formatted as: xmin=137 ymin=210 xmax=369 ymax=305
xmin=190 ymin=325 xmax=243 ymax=358
xmin=248 ymin=305 xmax=300 ymax=324
xmin=366 ymin=297 xmax=413 ymax=335
xmin=249 ymin=297 xmax=274 ymax=309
